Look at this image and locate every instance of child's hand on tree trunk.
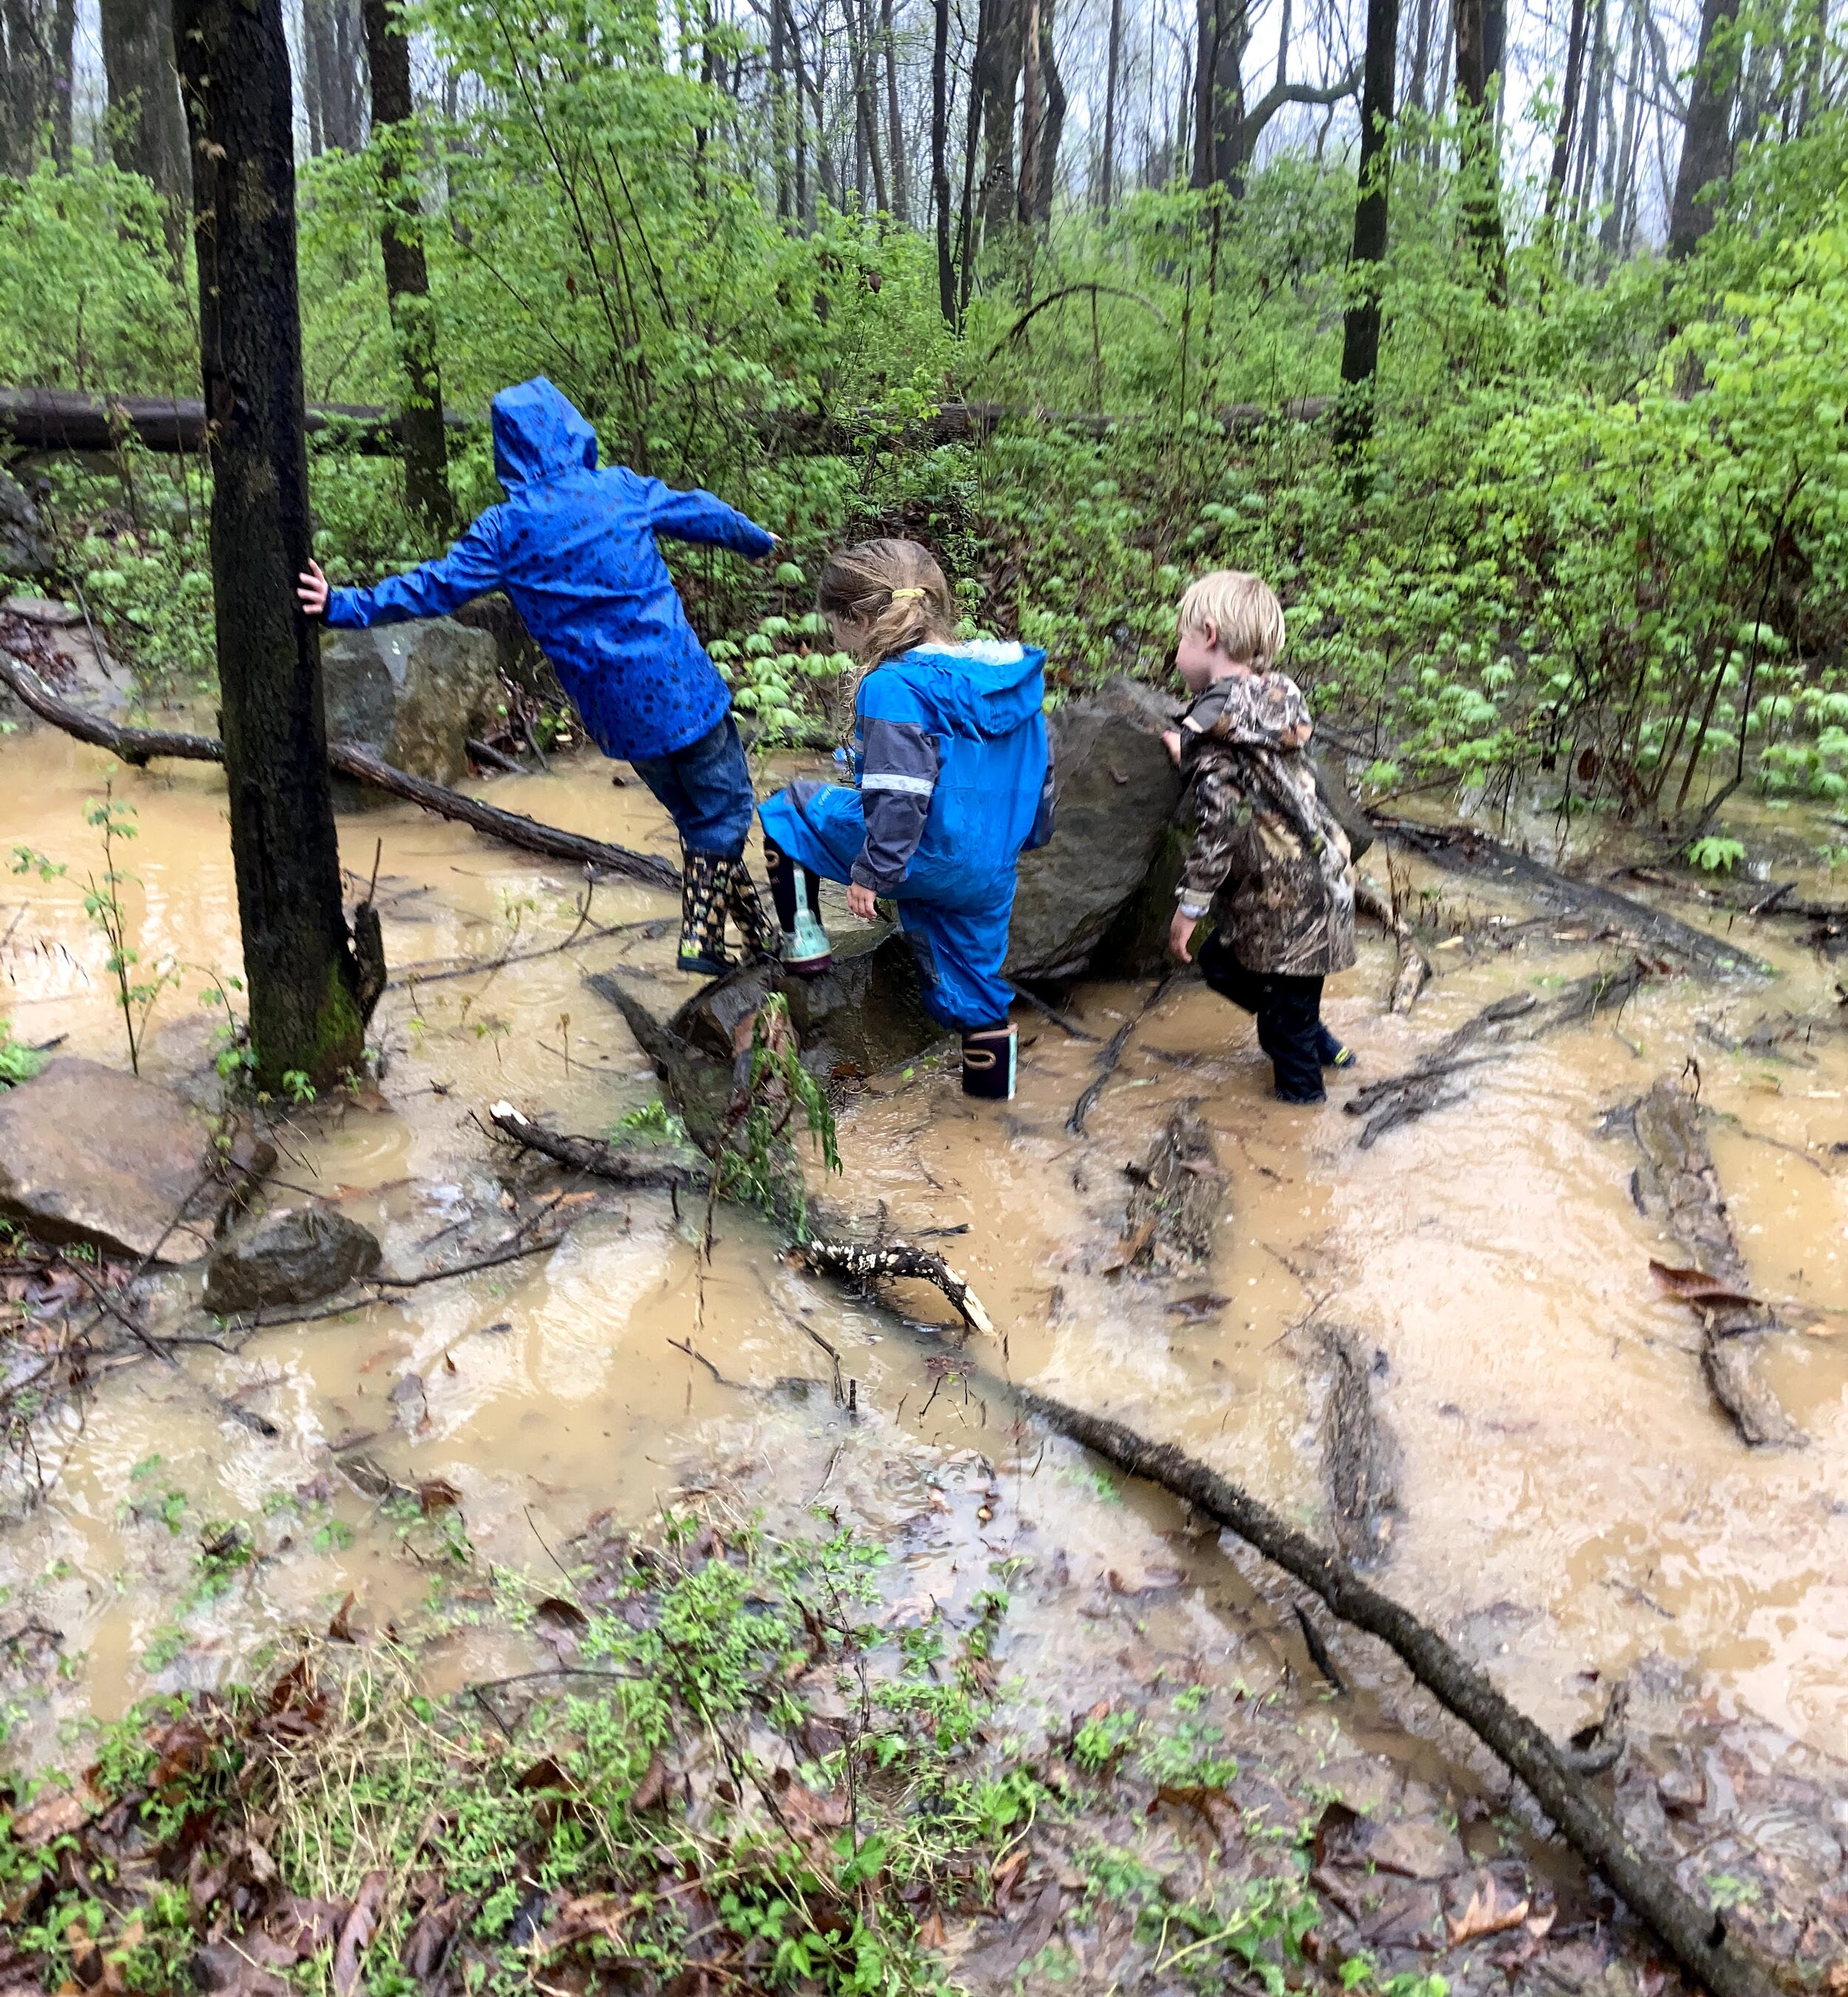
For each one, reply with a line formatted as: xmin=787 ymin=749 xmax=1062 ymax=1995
xmin=296 ymin=559 xmax=330 ymax=618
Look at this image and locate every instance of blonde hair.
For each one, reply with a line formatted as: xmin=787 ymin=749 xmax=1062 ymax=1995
xmin=816 ymin=537 xmax=956 ymax=671
xmin=1176 ymin=570 xmax=1287 ymax=667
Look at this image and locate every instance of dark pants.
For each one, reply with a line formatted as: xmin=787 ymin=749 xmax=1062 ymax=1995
xmin=628 ymin=714 xmax=756 ymax=860
xmin=1197 ymin=928 xmax=1328 ymax=1103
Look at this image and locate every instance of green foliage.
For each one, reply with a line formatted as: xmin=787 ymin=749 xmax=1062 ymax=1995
xmin=1688 ymin=835 xmax=1748 ymax=872
xmin=0 ymin=1021 xmax=44 ymax=1087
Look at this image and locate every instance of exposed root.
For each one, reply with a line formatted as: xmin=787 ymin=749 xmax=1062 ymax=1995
xmin=797 ymin=1238 xmax=993 ymax=1336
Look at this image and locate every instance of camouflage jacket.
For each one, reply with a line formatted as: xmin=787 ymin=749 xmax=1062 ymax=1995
xmin=1176 ymin=673 xmax=1357 ymax=978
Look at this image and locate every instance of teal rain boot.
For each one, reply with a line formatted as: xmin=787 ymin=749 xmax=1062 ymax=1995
xmin=784 ymin=865 xmax=832 ymax=976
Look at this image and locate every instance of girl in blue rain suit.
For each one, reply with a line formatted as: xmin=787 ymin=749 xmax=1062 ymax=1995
xmin=296 ymin=375 xmax=779 ymax=976
xmin=756 ymin=539 xmax=1053 ymax=1100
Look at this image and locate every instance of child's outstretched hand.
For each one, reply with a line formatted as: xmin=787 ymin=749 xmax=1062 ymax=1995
xmin=1161 ymin=728 xmax=1182 ymax=767
xmin=296 ymin=559 xmax=330 ymax=618
xmin=1168 ymin=908 xmax=1198 ymax=963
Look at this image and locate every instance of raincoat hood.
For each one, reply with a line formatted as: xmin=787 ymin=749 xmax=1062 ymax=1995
xmin=491 ymin=377 xmax=599 ymax=489
xmin=886 ymin=640 xmax=1047 ymax=738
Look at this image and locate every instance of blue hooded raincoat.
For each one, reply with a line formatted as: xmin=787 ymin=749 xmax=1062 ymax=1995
xmin=758 ymin=641 xmax=1053 ymax=1031
xmin=325 ymin=377 xmax=775 ymax=762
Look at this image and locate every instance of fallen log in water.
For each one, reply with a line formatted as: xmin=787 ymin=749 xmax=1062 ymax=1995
xmin=1354 ymin=872 xmax=1431 ymax=1014
xmin=1372 ymin=817 xmax=1767 ymax=977
xmin=1311 ymin=1321 xmax=1401 ymax=1564
xmin=1112 ymin=1106 xmax=1226 ymax=1270
xmin=1018 ymin=1389 xmax=1780 ymax=1997
xmin=1345 ymin=963 xmax=1649 ymax=1146
xmin=1611 ymin=1076 xmax=1800 ymax=1447
xmin=0 ymin=649 xmax=677 ymax=889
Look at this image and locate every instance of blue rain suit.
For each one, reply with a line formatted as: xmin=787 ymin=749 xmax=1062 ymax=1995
xmin=325 ymin=378 xmax=775 ymax=772
xmin=758 ymin=642 xmax=1053 ymax=1032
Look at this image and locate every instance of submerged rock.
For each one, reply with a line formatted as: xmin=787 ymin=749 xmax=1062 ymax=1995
xmin=0 ymin=1057 xmax=274 ymax=1263
xmin=203 ymin=1199 xmax=383 ymax=1312
xmin=1007 ymin=676 xmax=1184 ymax=981
xmin=320 ymin=616 xmax=497 ymax=786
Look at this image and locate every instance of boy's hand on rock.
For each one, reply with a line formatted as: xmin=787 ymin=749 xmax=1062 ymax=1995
xmin=296 ymin=559 xmax=330 ymax=618
xmin=1168 ymin=909 xmax=1198 ymax=964
xmin=847 ymin=882 xmax=877 ymax=920
xmin=1161 ymin=728 xmax=1182 ymax=767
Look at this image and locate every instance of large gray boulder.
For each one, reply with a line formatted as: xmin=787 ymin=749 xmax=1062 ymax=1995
xmin=203 ymin=1199 xmax=382 ymax=1312
xmin=319 ymin=616 xmax=497 ymax=786
xmin=1006 ymin=676 xmax=1184 ymax=980
xmin=0 ymin=1058 xmax=274 ymax=1263
xmin=0 ymin=469 xmax=52 ymax=579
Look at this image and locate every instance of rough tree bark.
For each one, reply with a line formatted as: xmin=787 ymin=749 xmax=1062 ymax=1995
xmin=933 ymin=0 xmax=955 ymax=318
xmin=1032 ymin=0 xmax=1065 ymax=228
xmin=361 ymin=0 xmax=452 ymax=534
xmin=976 ymin=0 xmax=1025 ymax=234
xmin=1017 ymin=0 xmax=1043 ymax=228
xmin=1336 ymin=0 xmax=1402 ymax=448
xmin=1190 ymin=0 xmax=1249 ymax=188
xmin=1545 ymin=0 xmax=1591 ymax=220
xmin=1453 ymin=0 xmax=1508 ymax=296
xmin=175 ymin=0 xmax=370 ymax=1091
xmin=1668 ymin=0 xmax=1739 ymax=256
xmin=48 ymin=0 xmax=75 ymax=167
xmin=99 ymin=0 xmax=191 ymax=238
xmin=0 ymin=0 xmax=58 ymax=175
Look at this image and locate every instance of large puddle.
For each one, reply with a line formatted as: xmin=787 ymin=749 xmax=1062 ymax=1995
xmin=2 ymin=729 xmax=1845 ymax=1773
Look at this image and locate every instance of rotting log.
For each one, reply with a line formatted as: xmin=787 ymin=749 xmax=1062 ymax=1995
xmin=1345 ymin=962 xmax=1649 ymax=1146
xmin=1311 ymin=1321 xmax=1401 ymax=1564
xmin=1373 ymin=816 xmax=1766 ymax=976
xmin=1116 ymin=1106 xmax=1226 ymax=1270
xmin=1 ymin=384 xmax=1331 ymax=459
xmin=0 ymin=649 xmax=677 ymax=890
xmin=1018 ymin=1389 xmax=1781 ymax=1997
xmin=1613 ymin=1076 xmax=1799 ymax=1448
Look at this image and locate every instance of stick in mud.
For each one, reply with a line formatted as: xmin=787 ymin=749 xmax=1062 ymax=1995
xmin=1614 ymin=1075 xmax=1801 ymax=1447
xmin=1016 ymin=1388 xmax=1780 ymax=1997
xmin=1067 ymin=971 xmax=1176 ymax=1134
xmin=1311 ymin=1321 xmax=1401 ymax=1564
xmin=0 ymin=648 xmax=678 ymax=890
xmin=1114 ymin=1106 xmax=1226 ymax=1270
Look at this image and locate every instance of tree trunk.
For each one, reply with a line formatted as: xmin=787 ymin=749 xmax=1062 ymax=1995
xmin=1192 ymin=0 xmax=1249 ymax=189
xmin=174 ymin=0 xmax=369 ymax=1092
xmin=302 ymin=0 xmax=367 ymax=153
xmin=361 ymin=0 xmax=452 ymax=534
xmin=1668 ymin=0 xmax=1738 ymax=255
xmin=1033 ymin=0 xmax=1064 ymax=227
xmin=854 ymin=0 xmax=888 ymax=214
xmin=1406 ymin=0 xmax=1436 ymax=111
xmin=1545 ymin=0 xmax=1590 ymax=219
xmin=1099 ymin=0 xmax=1122 ymax=209
xmin=976 ymin=0 xmax=1023 ymax=234
xmin=1602 ymin=1 xmax=1642 ymax=251
xmin=0 ymin=0 xmax=55 ymax=176
xmin=1453 ymin=0 xmax=1507 ymax=296
xmin=881 ymin=0 xmax=908 ymax=221
xmin=48 ymin=0 xmax=74 ymax=166
xmin=1572 ymin=0 xmax=1608 ymax=230
xmin=933 ymin=0 xmax=955 ymax=317
xmin=1336 ymin=0 xmax=1402 ymax=446
xmin=770 ymin=0 xmax=792 ymax=222
xmin=957 ymin=0 xmax=989 ymax=303
xmin=99 ymin=0 xmax=191 ymax=208
xmin=1017 ymin=0 xmax=1042 ymax=228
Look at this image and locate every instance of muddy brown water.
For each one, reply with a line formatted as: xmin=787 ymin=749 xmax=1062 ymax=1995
xmin=1 ymin=729 xmax=1845 ymax=1784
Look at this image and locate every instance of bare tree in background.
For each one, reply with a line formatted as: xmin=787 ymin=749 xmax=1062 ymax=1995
xmin=361 ymin=0 xmax=452 ymax=531
xmin=1668 ymin=0 xmax=1740 ymax=254
xmin=1453 ymin=0 xmax=1508 ymax=293
xmin=302 ymin=0 xmax=367 ymax=154
xmin=1098 ymin=0 xmax=1124 ymax=210
xmin=174 ymin=0 xmax=373 ymax=1089
xmin=1338 ymin=0 xmax=1402 ymax=449
xmin=99 ymin=0 xmax=191 ymax=257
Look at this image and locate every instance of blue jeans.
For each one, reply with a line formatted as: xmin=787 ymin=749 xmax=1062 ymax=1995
xmin=628 ymin=715 xmax=756 ymax=860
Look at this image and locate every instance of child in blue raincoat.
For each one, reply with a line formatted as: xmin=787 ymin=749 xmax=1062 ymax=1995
xmin=296 ymin=376 xmax=780 ymax=976
xmin=756 ymin=539 xmax=1053 ymax=1100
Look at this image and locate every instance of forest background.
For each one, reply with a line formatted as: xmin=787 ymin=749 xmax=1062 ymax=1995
xmin=1 ymin=0 xmax=1846 ymax=834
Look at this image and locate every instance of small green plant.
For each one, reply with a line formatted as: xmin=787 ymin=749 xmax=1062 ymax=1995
xmin=0 ymin=1019 xmax=44 ymax=1087
xmin=1687 ymin=835 xmax=1747 ymax=874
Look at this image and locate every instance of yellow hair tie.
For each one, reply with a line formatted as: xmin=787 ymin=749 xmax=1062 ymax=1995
xmin=890 ymin=586 xmax=926 ymax=601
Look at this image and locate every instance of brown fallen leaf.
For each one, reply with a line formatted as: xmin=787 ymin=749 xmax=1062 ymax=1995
xmin=417 ymin=1478 xmax=461 ymax=1518
xmin=1101 ymin=1217 xmax=1158 ymax=1276
xmin=9 ymin=1789 xmax=89 ymax=1847
xmin=917 ymin=1908 xmax=948 ymax=1950
xmin=333 ymin=1871 xmax=390 ymax=1996
xmin=327 ymin=1593 xmax=359 ymax=1644
xmin=537 ymin=1894 xmax=630 ymax=1952
xmin=1648 ymin=1260 xmax=1760 ymax=1310
xmin=628 ymin=1755 xmax=669 ymax=1813
xmin=1446 ymin=1878 xmax=1531 ymax=1946
xmin=1166 ymin=1292 xmax=1229 ymax=1321
xmin=534 ymin=1596 xmax=589 ymax=1637
xmin=400 ymin=1894 xmax=466 ymax=1985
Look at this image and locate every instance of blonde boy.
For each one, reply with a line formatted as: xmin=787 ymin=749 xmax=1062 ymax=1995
xmin=1163 ymin=571 xmax=1356 ymax=1103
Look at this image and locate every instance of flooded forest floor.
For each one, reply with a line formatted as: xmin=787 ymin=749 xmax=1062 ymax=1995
xmin=2 ymin=727 xmax=1847 ymax=1997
